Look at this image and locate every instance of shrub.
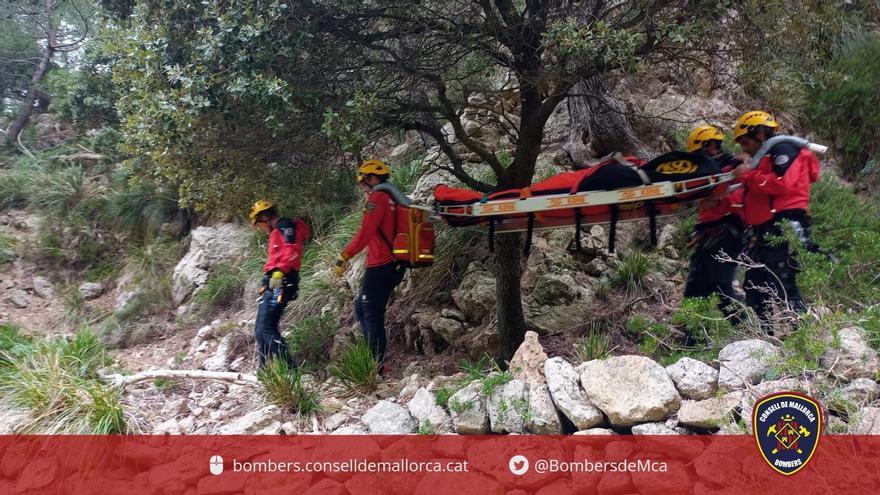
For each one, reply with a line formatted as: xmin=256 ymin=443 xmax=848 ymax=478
xmin=194 ymin=264 xmax=248 ymax=312
xmin=257 ymin=359 xmax=321 ymax=416
xmin=0 ymin=234 xmax=15 ymax=264
xmin=806 ymin=35 xmax=880 ymax=181
xmin=287 ymin=314 xmax=336 ymax=369
xmin=0 ymin=329 xmax=129 ymax=434
xmin=613 ymin=250 xmax=651 ymax=293
xmin=573 ymin=326 xmax=614 ymax=362
xmin=329 ymin=338 xmax=379 ymax=393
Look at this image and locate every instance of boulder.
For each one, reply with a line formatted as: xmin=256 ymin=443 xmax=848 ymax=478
xmin=665 ymin=357 xmax=718 ymax=400
xmin=465 ymin=326 xmax=499 ymax=361
xmin=451 ymin=268 xmax=496 ymax=321
xmin=153 ymin=418 xmax=182 ymax=435
xmin=448 ymin=382 xmax=490 ymax=434
xmin=31 ymin=276 xmax=53 ymax=299
xmin=389 ymin=143 xmax=411 ymax=160
xmin=839 ymin=378 xmax=880 ymax=405
xmin=331 ymin=424 xmax=368 ymax=434
xmin=431 ymin=317 xmax=465 ymax=344
xmin=486 ymin=379 xmax=529 ymax=433
xmin=172 ymin=223 xmax=251 ymax=304
xmin=509 ymin=331 xmax=548 ymax=384
xmin=573 ymin=428 xmax=617 ymax=435
xmin=362 ymin=400 xmax=417 ymax=434
xmin=527 ymin=382 xmax=563 ymax=434
xmin=821 ymin=326 xmax=880 ymax=381
xmin=202 ymin=332 xmax=238 ymax=372
xmin=407 ymin=388 xmax=452 ymax=434
xmin=543 ymin=357 xmax=603 ymax=430
xmin=631 ymin=422 xmax=679 ymax=435
xmin=676 ymin=392 xmax=743 ymax=430
xmin=580 ymin=355 xmax=681 ymax=426
xmin=217 ymin=406 xmax=280 ymax=434
xmin=78 ymin=282 xmax=104 ymax=300
xmin=738 ymin=378 xmax=805 ymax=433
xmin=853 ymin=407 xmax=880 ymax=435
xmin=530 ymin=273 xmax=579 ymax=306
xmin=717 ymin=339 xmax=779 ymax=392
xmin=6 ymin=289 xmax=28 ymax=308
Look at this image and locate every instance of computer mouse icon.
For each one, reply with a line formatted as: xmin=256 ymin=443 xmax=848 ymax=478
xmin=209 ymin=455 xmax=224 ymax=475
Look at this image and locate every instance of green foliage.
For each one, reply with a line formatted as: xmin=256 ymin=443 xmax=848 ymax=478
xmin=573 ymin=327 xmax=614 ymax=362
xmin=257 ymin=359 xmax=321 ymax=416
xmin=287 ymin=314 xmax=336 ymax=369
xmin=0 ymin=324 xmax=34 ymax=368
xmin=480 ymin=371 xmax=512 ymax=397
xmin=194 ymin=264 xmax=249 ymax=312
xmin=613 ymin=250 xmax=651 ymax=293
xmin=774 ymin=318 xmax=828 ymax=376
xmin=329 ymin=338 xmax=379 ymax=393
xmin=0 ymin=234 xmax=15 ymax=264
xmin=0 ymin=329 xmax=128 ymax=434
xmin=797 ymin=178 xmax=880 ymax=309
xmin=806 ymin=34 xmax=880 ymax=180
xmin=657 ymin=298 xmax=735 ymax=365
xmin=435 ymin=386 xmax=451 ymax=409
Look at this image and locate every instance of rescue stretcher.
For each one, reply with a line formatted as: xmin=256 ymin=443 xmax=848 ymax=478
xmin=427 ymin=136 xmax=827 ymax=252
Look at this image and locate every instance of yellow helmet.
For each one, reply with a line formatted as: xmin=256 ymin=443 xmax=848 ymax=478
xmin=686 ymin=125 xmax=726 ymax=152
xmin=733 ymin=111 xmax=779 ymax=139
xmin=248 ymin=200 xmax=275 ymax=225
xmin=356 ymin=159 xmax=391 ymax=184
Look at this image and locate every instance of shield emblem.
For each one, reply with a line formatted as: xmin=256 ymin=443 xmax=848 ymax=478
xmin=753 ymin=392 xmax=823 ymax=475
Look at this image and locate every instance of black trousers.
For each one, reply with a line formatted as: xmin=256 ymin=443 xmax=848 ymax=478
xmin=354 ymin=262 xmax=406 ymax=367
xmin=744 ymin=218 xmax=807 ymax=324
xmin=684 ymin=221 xmax=744 ymax=316
xmin=254 ymin=271 xmax=299 ymax=368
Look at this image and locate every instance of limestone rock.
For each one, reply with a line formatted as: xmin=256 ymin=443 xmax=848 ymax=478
xmin=362 ymin=400 xmax=417 ymax=434
xmin=451 ymin=268 xmax=496 ymax=321
xmin=509 ymin=331 xmax=548 ymax=384
xmin=217 ymin=406 xmax=280 ymax=434
xmin=580 ymin=355 xmax=681 ymax=426
xmin=631 ymin=422 xmax=679 ymax=435
xmin=543 ymin=357 xmax=603 ymax=430
xmin=821 ymin=326 xmax=880 ymax=381
xmin=78 ymin=282 xmax=104 ymax=300
xmin=448 ymin=382 xmax=490 ymax=434
xmin=853 ymin=407 xmax=880 ymax=435
xmin=839 ymin=378 xmax=880 ymax=405
xmin=486 ymin=379 xmax=529 ymax=433
xmin=31 ymin=276 xmax=53 ymax=299
xmin=717 ymin=340 xmax=779 ymax=392
xmin=666 ymin=357 xmax=718 ymax=400
xmin=677 ymin=392 xmax=743 ymax=430
xmin=172 ymin=223 xmax=251 ymax=304
xmin=431 ymin=317 xmax=465 ymax=344
xmin=407 ymin=388 xmax=452 ymax=434
xmin=527 ymin=382 xmax=563 ymax=434
xmin=6 ymin=289 xmax=28 ymax=308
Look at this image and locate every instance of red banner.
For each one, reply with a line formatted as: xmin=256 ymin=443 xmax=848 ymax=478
xmin=2 ymin=435 xmax=879 ymax=494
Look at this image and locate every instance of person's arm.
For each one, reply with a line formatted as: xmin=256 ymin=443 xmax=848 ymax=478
xmin=343 ymin=191 xmax=389 ymax=258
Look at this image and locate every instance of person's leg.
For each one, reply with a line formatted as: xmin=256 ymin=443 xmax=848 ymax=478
xmin=683 ymin=242 xmax=712 ymax=299
xmin=359 ymin=263 xmax=401 ymax=368
xmin=762 ymin=241 xmax=806 ymax=314
xmin=254 ymin=291 xmax=291 ymax=368
xmin=712 ymin=233 xmax=743 ymax=321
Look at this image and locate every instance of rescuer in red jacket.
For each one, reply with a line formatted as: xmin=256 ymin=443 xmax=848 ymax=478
xmin=683 ymin=125 xmax=746 ymax=328
xmin=334 ymin=160 xmax=405 ymax=374
xmin=731 ymin=111 xmax=821 ymax=330
xmin=249 ymin=200 xmax=310 ymax=368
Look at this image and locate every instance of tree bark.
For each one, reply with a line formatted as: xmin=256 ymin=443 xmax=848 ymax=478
xmin=494 ymin=232 xmax=527 ymax=363
xmin=5 ymin=0 xmax=57 ymax=149
xmin=565 ymin=75 xmax=646 ymax=163
xmin=107 ymin=369 xmax=259 ymax=389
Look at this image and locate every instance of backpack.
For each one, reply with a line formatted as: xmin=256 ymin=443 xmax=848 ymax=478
xmin=373 ymin=183 xmax=435 ymax=268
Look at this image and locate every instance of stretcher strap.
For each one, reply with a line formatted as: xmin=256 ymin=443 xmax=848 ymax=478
xmin=608 ymin=205 xmax=619 ymax=253
xmin=574 ymin=208 xmax=583 ymax=251
xmin=524 ymin=213 xmax=536 ymax=256
xmin=647 ymin=202 xmax=658 ymax=247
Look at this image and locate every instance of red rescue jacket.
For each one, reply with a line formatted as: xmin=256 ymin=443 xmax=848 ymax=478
xmin=264 ymin=217 xmax=310 ymax=274
xmin=738 ymin=146 xmax=820 ymax=226
xmin=343 ymin=190 xmax=395 ymax=268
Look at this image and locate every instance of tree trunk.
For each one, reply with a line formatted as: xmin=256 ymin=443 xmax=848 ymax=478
xmin=494 ymin=232 xmax=527 ymax=363
xmin=565 ymin=75 xmax=646 ymax=162
xmin=563 ymin=79 xmax=593 ymax=168
xmin=5 ymin=2 xmax=56 ymax=149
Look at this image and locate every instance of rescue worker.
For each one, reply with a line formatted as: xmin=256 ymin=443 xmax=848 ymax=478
xmin=334 ymin=160 xmax=405 ymax=374
xmin=682 ymin=125 xmax=746 ymax=322
xmin=249 ymin=200 xmax=310 ymax=368
xmin=730 ymin=111 xmax=820 ymax=331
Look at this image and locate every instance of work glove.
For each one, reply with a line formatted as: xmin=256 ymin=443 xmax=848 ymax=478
xmin=334 ymin=253 xmax=351 ymax=278
xmin=269 ymin=270 xmax=285 ymax=290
